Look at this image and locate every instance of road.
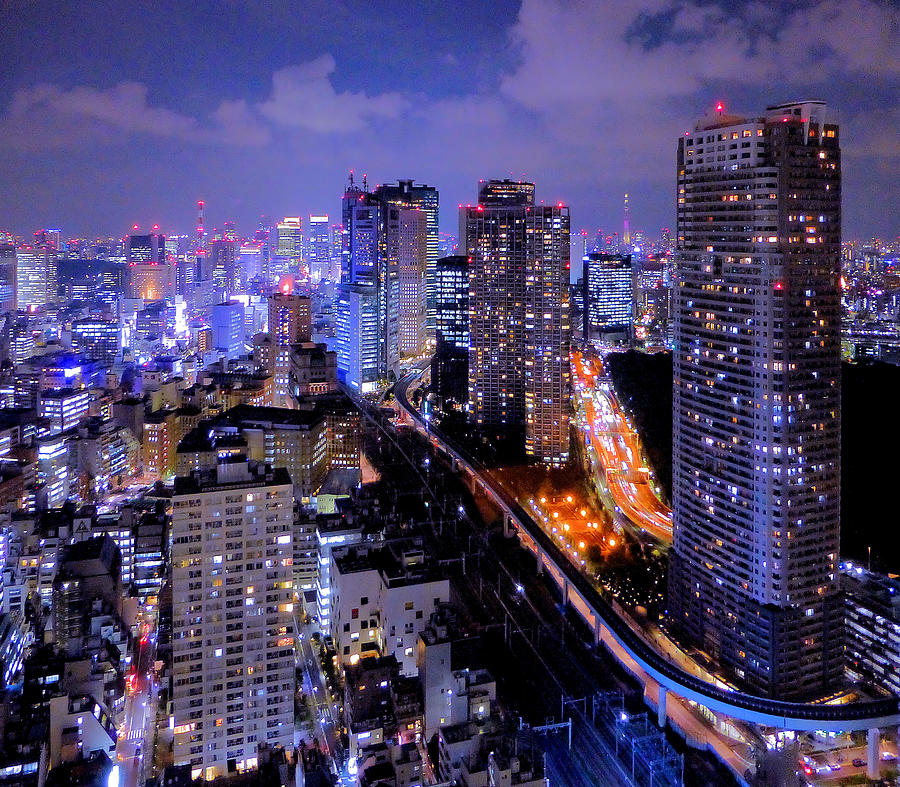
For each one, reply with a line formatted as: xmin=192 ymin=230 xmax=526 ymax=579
xmin=116 ymin=621 xmax=158 ymax=787
xmin=572 ymin=350 xmax=672 ymax=543
xmin=297 ymin=631 xmax=345 ymax=775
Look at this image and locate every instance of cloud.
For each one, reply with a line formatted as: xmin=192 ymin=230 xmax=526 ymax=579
xmin=212 ymin=99 xmax=272 ymax=146
xmin=257 ymin=54 xmax=409 ymax=132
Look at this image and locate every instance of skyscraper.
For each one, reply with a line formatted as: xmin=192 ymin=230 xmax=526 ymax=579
xmin=372 ymin=180 xmax=439 ymax=343
xmin=336 ymin=179 xmax=400 ymax=392
xmin=434 ymin=255 xmax=469 ymax=350
xmin=465 ymin=180 xmax=571 ymax=465
xmin=668 ymin=101 xmax=842 ymax=699
xmin=208 ymin=238 xmax=238 ymax=296
xmin=397 ymin=208 xmax=427 ymax=356
xmin=126 ymin=232 xmax=172 ymax=301
xmin=16 ymin=243 xmax=56 ymax=311
xmin=307 ymin=215 xmax=332 ymax=283
xmin=582 ymin=253 xmax=633 ymax=341
xmin=275 ymin=217 xmax=303 ymax=280
xmin=0 ymin=244 xmax=16 ymax=315
xmin=171 ymin=458 xmax=294 ymax=780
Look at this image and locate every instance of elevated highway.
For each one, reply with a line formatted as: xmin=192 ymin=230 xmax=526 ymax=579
xmin=394 ymin=372 xmax=900 ymax=736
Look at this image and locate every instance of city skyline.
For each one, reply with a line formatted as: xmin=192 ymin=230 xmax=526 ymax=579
xmin=1 ymin=1 xmax=898 ymax=241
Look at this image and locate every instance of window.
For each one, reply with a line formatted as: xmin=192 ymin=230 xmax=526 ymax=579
xmin=360 ymin=596 xmax=368 ymax=605
xmin=351 ymin=608 xmax=359 ymax=619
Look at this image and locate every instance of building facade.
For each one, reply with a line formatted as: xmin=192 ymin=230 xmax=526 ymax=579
xmin=582 ymin=253 xmax=633 ymax=341
xmin=464 ymin=180 xmax=571 ymax=466
xmin=171 ymin=459 xmax=294 ymax=780
xmin=668 ymin=101 xmax=843 ymax=699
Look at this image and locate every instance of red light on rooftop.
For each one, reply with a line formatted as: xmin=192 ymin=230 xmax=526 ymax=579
xmin=774 ymin=282 xmax=783 ymax=290
xmin=152 ymin=224 xmax=159 ymax=231
xmin=132 ymin=224 xmax=139 ymax=230
xmin=715 ymin=101 xmax=724 ymax=113
xmin=476 ymin=205 xmax=484 ymax=212
xmin=557 ymin=202 xmax=564 ymax=208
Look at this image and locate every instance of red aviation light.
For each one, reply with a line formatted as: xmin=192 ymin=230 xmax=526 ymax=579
xmin=557 ymin=202 xmax=564 ymax=208
xmin=476 ymin=205 xmax=483 ymax=212
xmin=152 ymin=224 xmax=159 ymax=231
xmin=715 ymin=101 xmax=724 ymax=113
xmin=133 ymin=224 xmax=139 ymax=230
xmin=774 ymin=282 xmax=783 ymax=290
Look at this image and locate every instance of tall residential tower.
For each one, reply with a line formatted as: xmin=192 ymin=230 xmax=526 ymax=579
xmin=668 ymin=101 xmax=842 ymax=699
xmin=464 ymin=180 xmax=571 ymax=466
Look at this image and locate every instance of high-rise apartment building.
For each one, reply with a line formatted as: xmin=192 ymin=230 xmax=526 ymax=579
xmin=668 ymin=101 xmax=842 ymax=699
xmin=171 ymin=458 xmax=294 ymax=780
xmin=434 ymin=255 xmax=469 ymax=350
xmin=372 ymin=181 xmax=439 ymax=344
xmin=582 ymin=253 xmax=633 ymax=340
xmin=464 ymin=180 xmax=571 ymax=465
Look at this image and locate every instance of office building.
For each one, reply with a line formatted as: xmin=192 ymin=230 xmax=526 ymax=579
xmin=336 ymin=181 xmax=400 ymax=392
xmin=582 ymin=253 xmax=633 ymax=341
xmin=268 ymin=292 xmax=312 ymax=345
xmin=16 ymin=244 xmax=56 ymax=311
xmin=372 ymin=181 xmax=439 ymax=343
xmin=434 ymin=255 xmax=469 ymax=350
xmin=208 ymin=239 xmax=238 ymax=296
xmin=275 ymin=217 xmax=303 ymax=279
xmin=211 ymin=301 xmax=245 ymax=360
xmin=171 ymin=458 xmax=294 ymax=780
xmin=126 ymin=233 xmax=173 ymax=301
xmin=464 ymin=180 xmax=571 ymax=466
xmin=668 ymin=101 xmax=843 ymax=698
xmin=397 ymin=208 xmax=427 ymax=355
xmin=308 ymin=215 xmax=332 ymax=283
xmin=0 ymin=245 xmax=15 ymax=315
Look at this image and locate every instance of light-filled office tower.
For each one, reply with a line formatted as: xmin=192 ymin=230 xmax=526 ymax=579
xmin=268 ymin=292 xmax=312 ymax=345
xmin=307 ymin=215 xmax=332 ymax=283
xmin=16 ymin=243 xmax=56 ymax=311
xmin=172 ymin=458 xmax=295 ymax=780
xmin=276 ymin=217 xmax=303 ymax=280
xmin=126 ymin=232 xmax=172 ymax=301
xmin=0 ymin=244 xmax=16 ymax=314
xmin=372 ymin=180 xmax=439 ymax=343
xmin=668 ymin=101 xmax=842 ymax=699
xmin=434 ymin=255 xmax=469 ymax=350
xmin=336 ymin=180 xmax=400 ymax=392
xmin=397 ymin=208 xmax=427 ymax=355
xmin=464 ymin=180 xmax=571 ymax=466
xmin=582 ymin=253 xmax=633 ymax=341
xmin=209 ymin=238 xmax=238 ymax=295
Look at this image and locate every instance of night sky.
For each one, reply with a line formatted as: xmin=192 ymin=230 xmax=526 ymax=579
xmin=1 ymin=0 xmax=897 ymax=241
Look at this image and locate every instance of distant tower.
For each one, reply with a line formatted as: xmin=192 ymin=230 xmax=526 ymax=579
xmin=622 ymin=193 xmax=631 ymax=251
xmin=196 ymin=200 xmax=205 ymax=247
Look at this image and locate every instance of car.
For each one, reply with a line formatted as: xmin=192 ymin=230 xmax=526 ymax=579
xmin=852 ymin=758 xmax=865 ymax=768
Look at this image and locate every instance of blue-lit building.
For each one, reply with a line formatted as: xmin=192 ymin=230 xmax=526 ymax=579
xmin=211 ymin=301 xmax=245 ymax=360
xmin=582 ymin=253 xmax=633 ymax=341
xmin=336 ymin=180 xmax=400 ymax=392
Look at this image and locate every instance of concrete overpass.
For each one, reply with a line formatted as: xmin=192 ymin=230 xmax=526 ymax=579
xmin=394 ymin=372 xmax=900 ymax=763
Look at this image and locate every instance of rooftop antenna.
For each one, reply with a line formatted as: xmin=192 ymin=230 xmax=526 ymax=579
xmin=362 ymin=173 xmax=368 ymax=192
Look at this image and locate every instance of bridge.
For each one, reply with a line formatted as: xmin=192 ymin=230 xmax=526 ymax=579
xmin=393 ymin=371 xmax=900 ymax=774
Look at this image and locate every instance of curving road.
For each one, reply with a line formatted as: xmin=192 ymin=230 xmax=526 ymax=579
xmin=394 ymin=371 xmax=900 ymax=733
xmin=572 ymin=351 xmax=672 ymax=542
